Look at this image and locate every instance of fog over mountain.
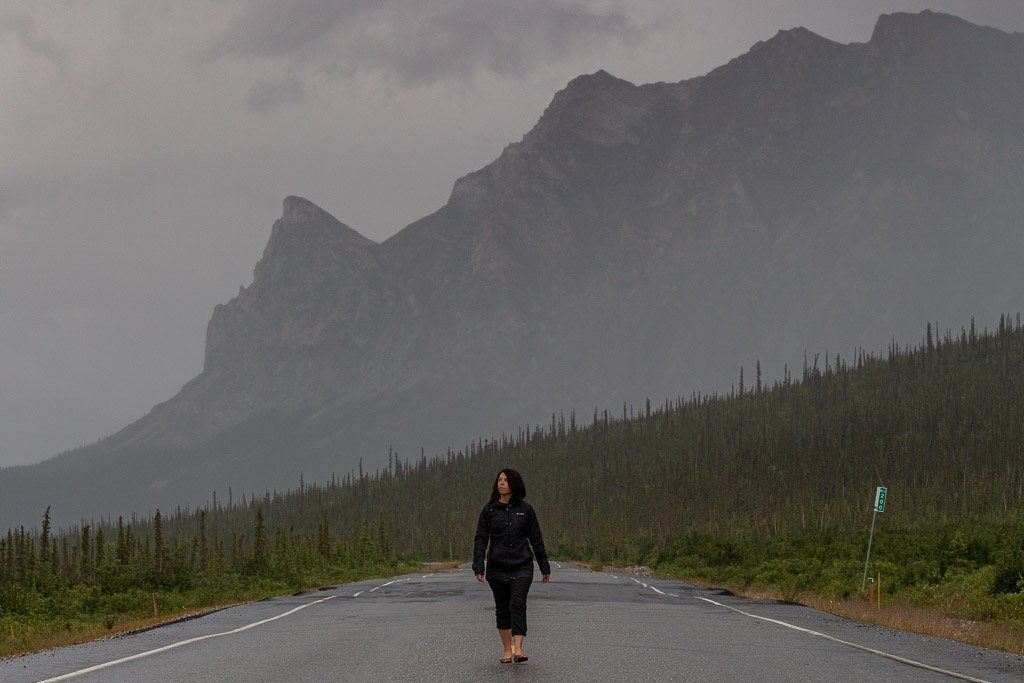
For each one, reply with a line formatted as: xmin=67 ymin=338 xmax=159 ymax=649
xmin=3 ymin=10 xmax=1024 ymax=527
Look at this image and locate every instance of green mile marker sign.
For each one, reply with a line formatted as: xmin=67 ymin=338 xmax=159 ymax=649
xmin=862 ymin=485 xmax=889 ymax=589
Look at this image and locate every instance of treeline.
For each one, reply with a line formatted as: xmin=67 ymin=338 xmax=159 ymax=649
xmin=9 ymin=315 xmax=1024 ymax=565
xmin=3 ymin=315 xmax=1023 ymax=650
xmin=127 ymin=313 xmax=1019 ymax=563
xmin=0 ymin=501 xmax=404 ymax=656
xmin=1 ymin=505 xmax=394 ymax=595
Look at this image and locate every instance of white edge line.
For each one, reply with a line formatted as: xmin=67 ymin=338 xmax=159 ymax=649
xmin=39 ymin=577 xmax=989 ymax=683
xmin=37 ymin=595 xmax=339 ymax=683
xmin=690 ymin=595 xmax=992 ymax=683
xmin=608 ymin=574 xmax=618 ymax=579
xmin=39 ymin=575 xmax=415 ymax=683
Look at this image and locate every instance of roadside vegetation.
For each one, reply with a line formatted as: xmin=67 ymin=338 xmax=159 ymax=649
xmin=637 ymin=521 xmax=1024 ymax=653
xmin=0 ymin=506 xmax=414 ymax=658
xmin=2 ymin=316 xmax=1022 ymax=656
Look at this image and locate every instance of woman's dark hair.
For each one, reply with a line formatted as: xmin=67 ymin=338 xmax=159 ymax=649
xmin=490 ymin=468 xmax=527 ymax=503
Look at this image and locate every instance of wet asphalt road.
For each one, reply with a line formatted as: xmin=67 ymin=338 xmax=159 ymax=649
xmin=2 ymin=563 xmax=1023 ymax=682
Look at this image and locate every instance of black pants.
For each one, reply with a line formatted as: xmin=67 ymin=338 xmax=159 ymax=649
xmin=487 ymin=570 xmax=534 ymax=636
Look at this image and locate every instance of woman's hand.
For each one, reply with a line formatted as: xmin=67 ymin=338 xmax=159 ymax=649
xmin=475 ymin=573 xmax=485 ymax=582
xmin=542 ymin=574 xmax=550 ymax=583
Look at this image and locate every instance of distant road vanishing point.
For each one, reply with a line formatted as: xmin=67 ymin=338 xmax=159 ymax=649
xmin=4 ymin=565 xmax=1022 ymax=682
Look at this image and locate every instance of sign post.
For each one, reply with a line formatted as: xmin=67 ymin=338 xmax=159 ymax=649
xmin=861 ymin=486 xmax=887 ymax=590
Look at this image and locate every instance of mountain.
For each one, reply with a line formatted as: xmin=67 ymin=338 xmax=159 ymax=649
xmin=4 ymin=10 xmax=1024 ymax=527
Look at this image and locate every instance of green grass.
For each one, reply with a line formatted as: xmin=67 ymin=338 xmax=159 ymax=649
xmin=0 ymin=561 xmax=419 ymax=659
xmin=580 ymin=518 xmax=1024 ymax=653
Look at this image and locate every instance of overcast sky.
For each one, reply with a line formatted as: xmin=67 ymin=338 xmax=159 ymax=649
xmin=2 ymin=1 xmax=1022 ymax=468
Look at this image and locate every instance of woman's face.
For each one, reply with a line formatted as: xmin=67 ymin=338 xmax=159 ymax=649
xmin=497 ymin=472 xmax=511 ymax=496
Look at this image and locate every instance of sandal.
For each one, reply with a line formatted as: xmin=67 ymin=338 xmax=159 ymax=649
xmin=500 ymin=654 xmax=513 ymax=664
xmin=512 ymin=653 xmax=529 ymax=663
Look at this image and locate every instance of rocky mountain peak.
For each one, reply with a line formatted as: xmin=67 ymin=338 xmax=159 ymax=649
xmin=543 ymin=69 xmax=637 ymax=112
xmin=763 ymin=26 xmax=833 ymax=49
xmin=527 ymin=69 xmax=655 ymax=147
xmin=869 ymin=10 xmax=1006 ymax=50
xmin=253 ymin=197 xmax=377 ymax=284
xmin=443 ymin=69 xmax=655 ymax=218
xmin=270 ymin=196 xmax=375 ymax=250
xmin=737 ymin=25 xmax=842 ymax=70
xmin=565 ymin=69 xmax=625 ymax=90
xmin=280 ymin=194 xmax=326 ymax=224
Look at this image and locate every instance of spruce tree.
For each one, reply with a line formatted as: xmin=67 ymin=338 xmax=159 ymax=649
xmin=80 ymin=524 xmax=92 ymax=581
xmin=94 ymin=528 xmax=105 ymax=569
xmin=3 ymin=529 xmax=13 ymax=583
xmin=273 ymin=526 xmax=288 ymax=569
xmin=377 ymin=509 xmax=391 ymax=561
xmin=197 ymin=510 xmax=208 ymax=572
xmin=153 ymin=509 xmax=164 ymax=575
xmin=38 ymin=506 xmax=52 ymax=580
xmin=116 ymin=517 xmax=128 ymax=567
xmin=358 ymin=521 xmax=374 ymax=565
xmin=252 ymin=507 xmax=268 ymax=571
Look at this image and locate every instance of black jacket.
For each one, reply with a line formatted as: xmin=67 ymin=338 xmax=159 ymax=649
xmin=473 ymin=500 xmax=551 ymax=576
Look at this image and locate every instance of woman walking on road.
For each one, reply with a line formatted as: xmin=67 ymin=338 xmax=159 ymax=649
xmin=473 ymin=468 xmax=551 ymax=664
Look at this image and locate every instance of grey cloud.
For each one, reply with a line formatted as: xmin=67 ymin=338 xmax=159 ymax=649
xmin=204 ymin=0 xmax=641 ymax=106
xmin=205 ymin=0 xmax=355 ymax=60
xmin=245 ymin=73 xmax=307 ymax=111
xmin=0 ymin=7 xmax=66 ymax=67
xmin=357 ymin=1 xmax=640 ymax=83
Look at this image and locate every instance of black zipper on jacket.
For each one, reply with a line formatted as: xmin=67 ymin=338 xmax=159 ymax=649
xmin=505 ymin=504 xmax=512 ymax=569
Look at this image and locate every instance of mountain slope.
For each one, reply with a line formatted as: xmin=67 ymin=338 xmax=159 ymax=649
xmin=4 ymin=10 xmax=1024 ymax=527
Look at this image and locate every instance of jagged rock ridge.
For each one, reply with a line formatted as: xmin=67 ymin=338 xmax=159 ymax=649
xmin=3 ymin=11 xmax=1024 ymax=526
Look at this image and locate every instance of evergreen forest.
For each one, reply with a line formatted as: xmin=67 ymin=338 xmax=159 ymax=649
xmin=2 ymin=316 xmax=1023 ymax=656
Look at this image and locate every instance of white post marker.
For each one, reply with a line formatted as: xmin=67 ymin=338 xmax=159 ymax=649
xmin=861 ymin=486 xmax=887 ymax=590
